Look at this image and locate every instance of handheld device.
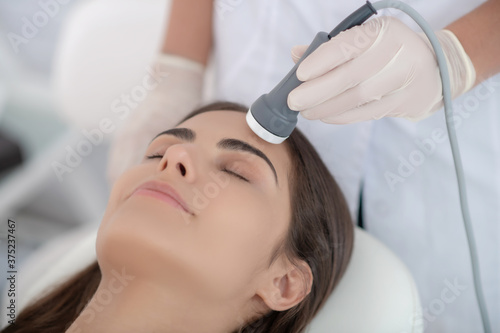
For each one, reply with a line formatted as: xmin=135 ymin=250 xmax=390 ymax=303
xmin=245 ymin=2 xmax=377 ymax=144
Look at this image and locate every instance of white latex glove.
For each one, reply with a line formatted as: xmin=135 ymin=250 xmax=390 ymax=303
xmin=288 ymin=16 xmax=476 ymax=124
xmin=107 ymin=54 xmax=204 ymax=184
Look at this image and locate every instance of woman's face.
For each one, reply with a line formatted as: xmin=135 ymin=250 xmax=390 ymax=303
xmin=97 ymin=110 xmax=292 ymax=305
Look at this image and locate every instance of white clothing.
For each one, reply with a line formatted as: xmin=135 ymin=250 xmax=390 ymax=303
xmin=212 ymin=0 xmax=499 ymax=332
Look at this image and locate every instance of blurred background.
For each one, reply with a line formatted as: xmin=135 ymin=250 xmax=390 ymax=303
xmin=0 ymin=0 xmax=109 ymax=294
xmin=0 ymin=0 xmax=171 ymax=296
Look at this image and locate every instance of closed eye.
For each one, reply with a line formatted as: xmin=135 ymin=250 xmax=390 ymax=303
xmin=146 ymin=153 xmax=163 ymax=159
xmin=222 ymin=167 xmax=248 ymax=182
xmin=146 ymin=154 xmax=248 ymax=182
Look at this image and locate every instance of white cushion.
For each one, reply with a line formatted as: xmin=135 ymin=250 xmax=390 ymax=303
xmin=308 ymin=227 xmax=422 ymax=333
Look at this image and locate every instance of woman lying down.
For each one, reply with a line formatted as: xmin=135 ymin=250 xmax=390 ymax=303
xmin=2 ymin=102 xmax=354 ymax=333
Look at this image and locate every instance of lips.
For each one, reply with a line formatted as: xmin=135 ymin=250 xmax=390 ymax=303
xmin=131 ymin=180 xmax=192 ymax=214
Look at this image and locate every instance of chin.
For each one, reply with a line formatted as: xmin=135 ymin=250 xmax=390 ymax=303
xmin=96 ymin=201 xmax=198 ymax=283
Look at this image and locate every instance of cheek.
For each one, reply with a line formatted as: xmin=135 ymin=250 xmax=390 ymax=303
xmin=191 ymin=188 xmax=289 ymax=296
xmin=96 ymin=181 xmax=128 ymax=261
xmin=97 ymin=167 xmax=165 ymax=274
xmin=96 ymin=191 xmax=199 ymax=286
xmin=202 ymin=187 xmax=282 ymax=245
xmin=100 ymin=167 xmax=149 ymax=227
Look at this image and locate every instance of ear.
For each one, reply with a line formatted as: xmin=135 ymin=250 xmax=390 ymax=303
xmin=257 ymin=259 xmax=313 ymax=311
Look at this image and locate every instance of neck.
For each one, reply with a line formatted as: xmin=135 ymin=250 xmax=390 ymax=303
xmin=66 ymin=268 xmax=248 ymax=333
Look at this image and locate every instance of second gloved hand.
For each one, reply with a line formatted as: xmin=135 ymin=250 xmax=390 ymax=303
xmin=288 ymin=16 xmax=476 ymax=123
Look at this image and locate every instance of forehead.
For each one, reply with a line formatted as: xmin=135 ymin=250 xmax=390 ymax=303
xmin=179 ymin=110 xmax=255 ymax=138
xmin=178 ymin=110 xmax=291 ymax=175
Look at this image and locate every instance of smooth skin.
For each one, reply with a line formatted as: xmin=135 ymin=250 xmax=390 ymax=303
xmin=67 ymin=111 xmax=312 ymax=333
xmin=448 ymin=0 xmax=500 ymax=85
xmin=161 ymin=0 xmax=213 ymax=65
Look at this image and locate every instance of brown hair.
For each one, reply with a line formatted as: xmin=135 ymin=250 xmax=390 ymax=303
xmin=2 ymin=102 xmax=353 ymax=333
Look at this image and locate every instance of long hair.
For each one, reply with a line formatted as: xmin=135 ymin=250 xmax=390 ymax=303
xmin=2 ymin=102 xmax=353 ymax=333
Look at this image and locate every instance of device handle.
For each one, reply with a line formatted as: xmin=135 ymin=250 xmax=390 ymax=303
xmin=251 ymin=2 xmax=377 ymax=139
xmin=267 ymin=32 xmax=330 ymax=98
xmin=269 ymin=0 xmax=377 ymax=98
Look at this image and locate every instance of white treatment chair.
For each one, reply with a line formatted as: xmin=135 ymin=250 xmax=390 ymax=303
xmin=0 ymin=225 xmax=422 ymax=332
xmin=0 ymin=1 xmax=422 ymax=331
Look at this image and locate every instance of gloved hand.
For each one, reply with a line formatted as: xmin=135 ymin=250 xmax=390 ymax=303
xmin=288 ymin=16 xmax=476 ymax=124
xmin=107 ymin=54 xmax=204 ymax=184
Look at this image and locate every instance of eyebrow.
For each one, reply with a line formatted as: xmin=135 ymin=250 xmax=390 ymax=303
xmin=152 ymin=128 xmax=279 ymax=184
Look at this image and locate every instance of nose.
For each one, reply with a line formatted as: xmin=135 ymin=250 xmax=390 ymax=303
xmin=157 ymin=144 xmax=197 ymax=183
